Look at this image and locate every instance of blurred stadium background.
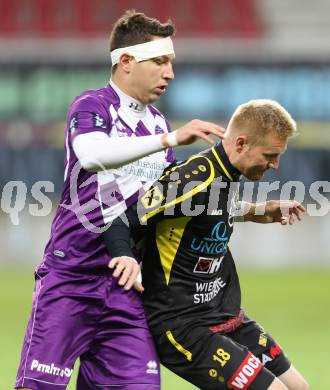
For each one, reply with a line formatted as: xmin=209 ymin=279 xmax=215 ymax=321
xmin=0 ymin=0 xmax=329 ymax=389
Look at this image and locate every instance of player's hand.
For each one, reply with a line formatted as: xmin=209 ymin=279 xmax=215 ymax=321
xmin=175 ymin=119 xmax=225 ymax=146
xmin=259 ymin=200 xmax=306 ymax=225
xmin=108 ymin=256 xmax=144 ymax=292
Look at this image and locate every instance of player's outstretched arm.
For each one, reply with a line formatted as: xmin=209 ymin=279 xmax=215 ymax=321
xmin=73 ymin=121 xmax=225 ymax=172
xmin=237 ymin=200 xmax=305 ymax=225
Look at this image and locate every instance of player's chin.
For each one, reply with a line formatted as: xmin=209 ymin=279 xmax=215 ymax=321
xmin=147 ymin=92 xmax=161 ymax=104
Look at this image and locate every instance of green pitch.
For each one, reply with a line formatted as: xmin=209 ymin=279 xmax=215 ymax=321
xmin=1 ymin=268 xmax=329 ymax=390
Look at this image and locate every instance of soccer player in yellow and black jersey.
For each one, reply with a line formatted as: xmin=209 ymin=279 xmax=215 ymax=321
xmin=104 ymin=100 xmax=309 ymax=390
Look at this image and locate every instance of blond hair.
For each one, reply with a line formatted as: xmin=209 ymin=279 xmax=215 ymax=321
xmin=227 ymin=99 xmax=297 ymax=144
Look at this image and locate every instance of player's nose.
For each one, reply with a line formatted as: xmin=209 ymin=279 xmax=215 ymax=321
xmin=164 ymin=63 xmax=174 ymax=80
xmin=268 ymin=157 xmax=280 ymax=170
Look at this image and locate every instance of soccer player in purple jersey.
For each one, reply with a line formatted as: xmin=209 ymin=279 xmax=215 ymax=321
xmin=15 ymin=10 xmax=225 ymax=390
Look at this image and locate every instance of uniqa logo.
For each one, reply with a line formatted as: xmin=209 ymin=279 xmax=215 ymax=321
xmin=190 ymin=221 xmax=229 ymax=255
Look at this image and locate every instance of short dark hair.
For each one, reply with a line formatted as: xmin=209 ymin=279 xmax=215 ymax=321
xmin=109 ymin=9 xmax=175 ymax=52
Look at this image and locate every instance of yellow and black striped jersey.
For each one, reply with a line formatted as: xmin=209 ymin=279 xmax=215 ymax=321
xmin=105 ymin=142 xmax=243 ymax=334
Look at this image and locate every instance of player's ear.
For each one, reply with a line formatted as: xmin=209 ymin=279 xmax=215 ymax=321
xmin=119 ymin=54 xmax=135 ymax=73
xmin=235 ymin=135 xmax=248 ymax=153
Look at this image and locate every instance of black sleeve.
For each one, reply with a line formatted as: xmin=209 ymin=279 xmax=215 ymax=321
xmin=103 ymin=205 xmax=146 ymax=258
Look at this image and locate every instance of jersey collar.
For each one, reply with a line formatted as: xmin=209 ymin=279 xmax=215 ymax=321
xmin=109 ymin=79 xmax=146 ymax=113
xmin=212 ymin=142 xmax=241 ymax=182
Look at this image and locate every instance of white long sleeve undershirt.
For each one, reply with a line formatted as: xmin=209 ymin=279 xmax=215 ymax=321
xmin=73 ymin=131 xmax=165 ymax=172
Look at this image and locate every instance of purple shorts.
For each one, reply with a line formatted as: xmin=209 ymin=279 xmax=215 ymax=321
xmin=15 ymin=266 xmax=160 ymax=389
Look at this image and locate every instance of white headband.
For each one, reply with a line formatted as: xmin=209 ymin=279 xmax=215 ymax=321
xmin=110 ymin=37 xmax=175 ymax=66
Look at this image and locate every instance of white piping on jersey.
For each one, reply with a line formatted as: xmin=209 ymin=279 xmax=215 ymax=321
xmin=64 ymin=127 xmax=71 ymax=181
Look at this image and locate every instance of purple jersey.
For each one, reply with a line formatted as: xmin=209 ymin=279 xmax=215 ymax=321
xmin=43 ymin=82 xmax=174 ymax=271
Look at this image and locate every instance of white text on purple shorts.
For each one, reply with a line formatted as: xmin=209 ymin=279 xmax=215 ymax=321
xmin=30 ymin=359 xmax=73 ymax=378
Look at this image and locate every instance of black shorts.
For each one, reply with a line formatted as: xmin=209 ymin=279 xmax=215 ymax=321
xmin=154 ymin=316 xmax=291 ymax=390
